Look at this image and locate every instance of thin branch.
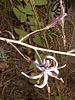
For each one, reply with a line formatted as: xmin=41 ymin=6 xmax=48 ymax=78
xmin=20 ymin=27 xmax=46 ymax=41
xmin=20 ymin=13 xmax=67 ymax=42
xmin=1 ymin=30 xmax=15 ymax=39
xmin=0 ymin=37 xmax=75 ymax=57
xmin=9 ymin=42 xmax=29 ymax=61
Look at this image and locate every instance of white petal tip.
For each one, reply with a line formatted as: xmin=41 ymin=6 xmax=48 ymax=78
xmin=21 ymin=72 xmax=28 ymax=77
xmin=34 ymin=84 xmax=44 ymax=89
xmin=60 ymin=78 xmax=64 ymax=83
xmin=21 ymin=72 xmax=25 ymax=75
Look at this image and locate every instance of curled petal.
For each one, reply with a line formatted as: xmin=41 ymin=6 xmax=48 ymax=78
xmin=34 ymin=72 xmax=48 ymax=88
xmin=46 ymin=55 xmax=58 ymax=68
xmin=59 ymin=78 xmax=64 ymax=83
xmin=21 ymin=72 xmax=43 ymax=79
xmin=44 ymin=59 xmax=51 ymax=67
xmin=47 ymin=72 xmax=58 ymax=79
xmin=47 ymin=72 xmax=63 ymax=81
xmin=54 ymin=68 xmax=59 ymax=74
xmin=57 ymin=64 xmax=66 ymax=70
xmin=48 ymin=67 xmax=59 ymax=75
xmin=34 ymin=60 xmax=43 ymax=71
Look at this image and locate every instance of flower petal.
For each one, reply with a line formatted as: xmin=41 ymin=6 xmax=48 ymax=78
xmin=47 ymin=71 xmax=62 ymax=81
xmin=48 ymin=67 xmax=59 ymax=75
xmin=54 ymin=68 xmax=59 ymax=74
xmin=21 ymin=72 xmax=43 ymax=79
xmin=34 ymin=60 xmax=43 ymax=71
xmin=46 ymin=55 xmax=58 ymax=68
xmin=57 ymin=64 xmax=66 ymax=70
xmin=46 ymin=13 xmax=67 ymax=29
xmin=44 ymin=59 xmax=51 ymax=67
xmin=34 ymin=72 xmax=48 ymax=88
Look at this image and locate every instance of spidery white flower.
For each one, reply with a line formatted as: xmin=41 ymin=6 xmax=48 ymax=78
xmin=21 ymin=55 xmax=65 ymax=88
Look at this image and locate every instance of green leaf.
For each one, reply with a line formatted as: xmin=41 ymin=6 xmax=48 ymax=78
xmin=33 ymin=0 xmax=47 ymax=6
xmin=20 ymin=14 xmax=27 ymax=23
xmin=29 ymin=72 xmax=38 ymax=84
xmin=14 ymin=28 xmax=28 ymax=40
xmin=23 ymin=0 xmax=29 ymax=4
xmin=33 ymin=35 xmax=44 ymax=46
xmin=29 ymin=63 xmax=35 ymax=70
xmin=17 ymin=4 xmax=33 ymax=15
xmin=24 ymin=3 xmax=33 ymax=15
xmin=13 ymin=7 xmax=27 ymax=22
xmin=34 ymin=53 xmax=44 ymax=64
xmin=27 ymin=16 xmax=38 ymax=31
xmin=55 ymin=96 xmax=61 ymax=100
xmin=29 ymin=79 xmax=38 ymax=84
xmin=17 ymin=5 xmax=26 ymax=13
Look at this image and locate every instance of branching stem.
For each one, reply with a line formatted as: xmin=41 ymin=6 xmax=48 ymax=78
xmin=0 ymin=37 xmax=75 ymax=57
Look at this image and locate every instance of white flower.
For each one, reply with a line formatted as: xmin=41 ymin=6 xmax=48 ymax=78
xmin=21 ymin=55 xmax=65 ymax=88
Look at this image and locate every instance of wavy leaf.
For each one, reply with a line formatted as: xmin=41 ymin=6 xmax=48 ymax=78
xmin=33 ymin=0 xmax=47 ymax=6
